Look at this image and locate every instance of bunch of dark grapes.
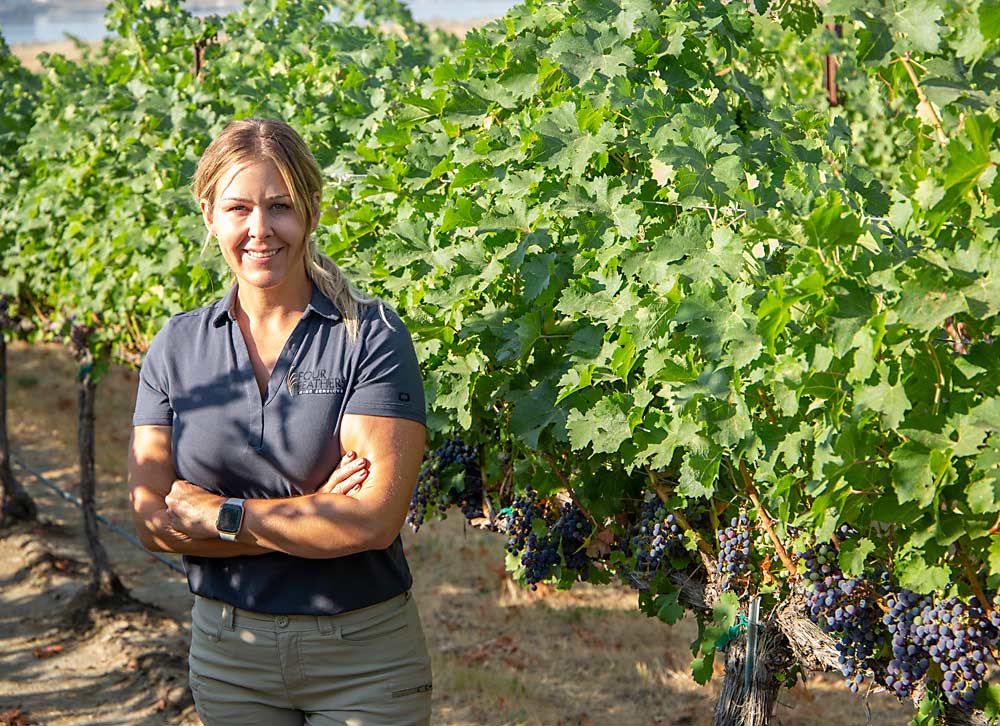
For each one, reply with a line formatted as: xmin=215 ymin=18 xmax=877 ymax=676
xmin=505 ymin=487 xmax=541 ymax=556
xmin=406 ymin=467 xmax=446 ymax=532
xmin=717 ymin=512 xmax=753 ymax=590
xmin=632 ymin=498 xmax=687 ymax=577
xmin=406 ymin=439 xmax=482 ymax=532
xmin=912 ymin=596 xmax=1000 ymax=708
xmin=520 ymin=529 xmax=561 ymax=590
xmin=509 ymin=492 xmax=558 ymax=589
xmin=504 ymin=493 xmax=593 ymax=589
xmin=800 ymin=541 xmax=885 ymax=693
xmin=883 ymin=589 xmax=933 ymax=698
xmin=553 ymin=502 xmax=592 ymax=580
xmin=437 ymin=439 xmax=484 ymax=521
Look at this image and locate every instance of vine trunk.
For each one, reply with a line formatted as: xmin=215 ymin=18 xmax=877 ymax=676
xmin=0 ymin=330 xmax=36 ymax=525
xmin=713 ymin=625 xmax=787 ymax=726
xmin=76 ymin=364 xmax=126 ymax=599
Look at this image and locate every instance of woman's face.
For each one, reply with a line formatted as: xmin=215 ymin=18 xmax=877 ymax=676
xmin=202 ymin=159 xmax=316 ymax=294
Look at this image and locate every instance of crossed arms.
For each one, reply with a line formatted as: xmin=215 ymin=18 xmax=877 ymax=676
xmin=127 ymin=414 xmax=425 ymax=559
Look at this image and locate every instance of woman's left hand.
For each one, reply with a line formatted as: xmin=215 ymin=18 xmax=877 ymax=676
xmin=164 ymin=479 xmax=225 ymax=540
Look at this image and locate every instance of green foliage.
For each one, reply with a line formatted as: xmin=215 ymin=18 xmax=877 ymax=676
xmin=3 ymin=0 xmax=1000 ymax=709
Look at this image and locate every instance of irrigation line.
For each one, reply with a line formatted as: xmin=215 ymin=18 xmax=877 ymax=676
xmin=11 ymin=453 xmax=186 ymax=576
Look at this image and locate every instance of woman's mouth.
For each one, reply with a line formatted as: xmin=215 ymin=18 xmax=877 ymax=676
xmin=245 ymin=249 xmax=279 ymax=259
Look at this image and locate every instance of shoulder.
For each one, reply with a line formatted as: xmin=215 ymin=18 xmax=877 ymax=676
xmin=357 ymin=300 xmax=409 ymax=338
xmin=143 ymin=296 xmax=228 ymax=361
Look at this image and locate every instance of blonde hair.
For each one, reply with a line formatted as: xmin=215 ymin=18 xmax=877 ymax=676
xmin=193 ymin=118 xmax=372 ymax=342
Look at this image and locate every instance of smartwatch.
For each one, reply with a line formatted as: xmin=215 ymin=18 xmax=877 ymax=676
xmin=216 ymin=498 xmax=245 ymax=541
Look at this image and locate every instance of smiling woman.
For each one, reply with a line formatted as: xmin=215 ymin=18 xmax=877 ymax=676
xmin=206 ymin=160 xmax=311 ymax=311
xmin=127 ymin=118 xmax=432 ymax=725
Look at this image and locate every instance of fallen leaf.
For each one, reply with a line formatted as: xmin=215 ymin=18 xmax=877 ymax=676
xmin=32 ymin=644 xmax=63 ymax=659
xmin=0 ymin=709 xmax=38 ymax=726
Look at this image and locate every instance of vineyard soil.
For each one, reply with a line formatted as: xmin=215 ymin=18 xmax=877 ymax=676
xmin=0 ymin=342 xmax=917 ymax=725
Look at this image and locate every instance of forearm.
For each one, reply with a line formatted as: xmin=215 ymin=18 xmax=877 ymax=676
xmin=136 ymin=508 xmax=271 ymax=557
xmin=237 ymin=492 xmax=396 ymax=559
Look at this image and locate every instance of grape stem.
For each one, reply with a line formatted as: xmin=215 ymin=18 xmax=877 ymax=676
xmin=757 ymin=387 xmax=777 ymax=424
xmin=989 ymin=509 xmax=1000 ymax=535
xmin=956 ymin=544 xmax=995 ymax=615
xmin=738 ymin=460 xmax=798 ymax=580
xmin=27 ymin=294 xmax=49 ymax=327
xmin=541 ymin=452 xmax=598 ymax=529
xmin=893 ymin=53 xmax=948 ymax=145
xmin=955 ymin=544 xmax=1000 ymax=667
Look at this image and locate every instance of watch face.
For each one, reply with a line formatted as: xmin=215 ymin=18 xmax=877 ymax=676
xmin=217 ymin=502 xmax=243 ymax=532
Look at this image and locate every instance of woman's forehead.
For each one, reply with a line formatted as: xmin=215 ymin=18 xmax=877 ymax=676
xmin=217 ymin=159 xmax=291 ymax=199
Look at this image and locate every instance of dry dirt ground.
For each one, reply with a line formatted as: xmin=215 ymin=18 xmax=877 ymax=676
xmin=0 ymin=342 xmax=919 ymax=726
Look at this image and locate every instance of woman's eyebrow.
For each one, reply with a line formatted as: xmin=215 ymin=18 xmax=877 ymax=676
xmin=222 ymin=194 xmax=293 ymax=202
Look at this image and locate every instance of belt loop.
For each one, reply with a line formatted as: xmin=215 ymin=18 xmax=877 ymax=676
xmin=221 ymin=602 xmax=235 ymax=631
xmin=317 ymin=615 xmax=334 ymax=635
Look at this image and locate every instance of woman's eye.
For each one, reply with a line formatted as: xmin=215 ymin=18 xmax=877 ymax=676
xmin=272 ymin=203 xmax=290 ymax=211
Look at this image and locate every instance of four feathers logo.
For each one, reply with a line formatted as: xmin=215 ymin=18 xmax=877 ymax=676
xmin=288 ymin=368 xmax=347 ymax=396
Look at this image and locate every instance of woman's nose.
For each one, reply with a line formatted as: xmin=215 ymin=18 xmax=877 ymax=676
xmin=249 ymin=207 xmax=271 ymax=238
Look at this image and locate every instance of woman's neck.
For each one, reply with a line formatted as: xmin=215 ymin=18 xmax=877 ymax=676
xmin=234 ymin=276 xmax=313 ymax=328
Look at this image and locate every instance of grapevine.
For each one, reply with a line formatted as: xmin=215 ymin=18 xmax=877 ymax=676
xmin=3 ymin=0 xmax=1000 ymax=721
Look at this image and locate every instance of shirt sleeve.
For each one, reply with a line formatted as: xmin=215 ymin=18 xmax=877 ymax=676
xmin=132 ymin=318 xmax=175 ymax=426
xmin=343 ymin=304 xmax=426 ymax=425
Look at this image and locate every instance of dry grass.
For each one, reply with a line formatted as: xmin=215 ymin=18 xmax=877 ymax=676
xmin=5 ymin=341 xmax=916 ymax=725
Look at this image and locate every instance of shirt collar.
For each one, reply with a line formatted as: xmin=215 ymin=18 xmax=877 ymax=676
xmin=211 ymin=283 xmax=342 ymax=327
xmin=303 ymin=285 xmax=343 ymax=322
xmin=211 ymin=285 xmax=239 ymax=327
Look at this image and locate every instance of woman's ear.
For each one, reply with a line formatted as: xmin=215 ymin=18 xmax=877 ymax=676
xmin=200 ymin=198 xmax=214 ymax=235
xmin=311 ymin=192 xmax=321 ymax=231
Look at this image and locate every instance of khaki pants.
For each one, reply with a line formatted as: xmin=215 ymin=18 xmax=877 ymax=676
xmin=189 ymin=591 xmax=432 ymax=726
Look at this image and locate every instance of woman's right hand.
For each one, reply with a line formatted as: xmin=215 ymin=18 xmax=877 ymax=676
xmin=316 ymin=451 xmax=369 ymax=496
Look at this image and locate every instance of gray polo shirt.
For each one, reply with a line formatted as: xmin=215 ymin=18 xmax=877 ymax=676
xmin=132 ymin=284 xmax=425 ymax=615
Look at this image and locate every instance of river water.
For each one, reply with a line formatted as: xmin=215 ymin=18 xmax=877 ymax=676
xmin=0 ymin=0 xmax=516 ymax=45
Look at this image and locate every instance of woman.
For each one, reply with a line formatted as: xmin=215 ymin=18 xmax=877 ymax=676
xmin=128 ymin=118 xmax=432 ymax=725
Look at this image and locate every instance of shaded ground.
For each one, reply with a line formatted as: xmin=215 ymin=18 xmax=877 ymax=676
xmin=0 ymin=342 xmax=916 ymax=725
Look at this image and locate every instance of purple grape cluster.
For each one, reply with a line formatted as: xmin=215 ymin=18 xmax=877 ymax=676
xmin=406 ymin=467 xmax=445 ymax=532
xmin=520 ymin=528 xmax=561 ymax=589
xmin=800 ymin=542 xmax=885 ymax=693
xmin=632 ymin=499 xmax=686 ymax=576
xmin=509 ymin=492 xmax=558 ymax=589
xmin=505 ymin=487 xmax=541 ymax=556
xmin=553 ymin=502 xmax=592 ymax=579
xmin=717 ymin=512 xmax=752 ymax=590
xmin=912 ymin=596 xmax=1000 ymax=708
xmin=406 ymin=439 xmax=483 ymax=532
xmin=444 ymin=440 xmax=484 ymax=521
xmin=883 ymin=589 xmax=933 ymax=698
xmin=503 ymin=493 xmax=594 ymax=589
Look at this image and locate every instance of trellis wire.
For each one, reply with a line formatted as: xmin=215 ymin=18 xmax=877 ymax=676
xmin=11 ymin=453 xmax=185 ymax=575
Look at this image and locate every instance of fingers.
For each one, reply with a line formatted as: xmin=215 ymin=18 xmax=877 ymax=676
xmin=317 ymin=451 xmax=369 ymax=495
xmin=329 ymin=466 xmax=368 ymax=496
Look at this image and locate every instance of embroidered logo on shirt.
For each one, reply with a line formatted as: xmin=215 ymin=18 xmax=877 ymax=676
xmin=288 ymin=368 xmax=346 ymax=396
